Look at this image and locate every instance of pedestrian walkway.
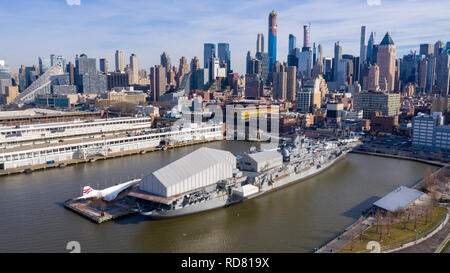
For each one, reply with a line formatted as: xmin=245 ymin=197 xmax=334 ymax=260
xmin=316 ymin=217 xmax=373 ymax=253
xmin=394 ymin=215 xmax=450 ymax=253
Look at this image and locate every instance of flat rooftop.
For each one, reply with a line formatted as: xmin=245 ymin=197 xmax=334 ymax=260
xmin=373 ymin=186 xmax=425 ymax=212
xmin=0 ymin=108 xmax=78 ymax=118
xmin=0 ymin=130 xmax=154 ymax=154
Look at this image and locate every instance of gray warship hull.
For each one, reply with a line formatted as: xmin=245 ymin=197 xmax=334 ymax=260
xmin=141 ymin=151 xmax=348 ymax=219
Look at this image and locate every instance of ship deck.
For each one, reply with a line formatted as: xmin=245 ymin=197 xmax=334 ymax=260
xmin=128 ymin=189 xmax=174 ymax=205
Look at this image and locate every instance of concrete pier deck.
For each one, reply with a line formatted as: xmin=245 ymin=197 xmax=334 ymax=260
xmin=64 ymin=198 xmax=138 ymax=224
xmin=0 ymin=138 xmax=220 ymax=176
xmin=314 ymin=162 xmax=449 ymax=253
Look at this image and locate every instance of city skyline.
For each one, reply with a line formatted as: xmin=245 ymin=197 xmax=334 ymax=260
xmin=1 ymin=0 xmax=449 ymax=74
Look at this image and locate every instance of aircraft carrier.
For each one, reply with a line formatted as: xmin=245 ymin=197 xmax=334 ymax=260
xmin=132 ymin=135 xmax=362 ymax=219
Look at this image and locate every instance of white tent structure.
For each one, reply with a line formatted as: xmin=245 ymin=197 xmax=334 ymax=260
xmin=373 ymin=186 xmax=427 ymax=212
xmin=140 ymin=147 xmax=236 ymax=197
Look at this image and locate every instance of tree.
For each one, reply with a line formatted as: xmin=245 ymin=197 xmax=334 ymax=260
xmin=435 ymin=151 xmax=443 ymax=162
xmin=359 ymin=216 xmax=365 ymax=241
xmin=374 ymin=209 xmax=384 ymax=241
xmin=375 ymin=209 xmax=383 ymax=234
xmin=386 ymin=211 xmax=393 ymax=236
xmin=394 ymin=208 xmax=408 ymax=230
xmin=413 ymin=206 xmax=418 ymax=230
xmin=350 ymin=229 xmax=355 ymax=251
xmin=423 ymin=169 xmax=435 ymax=193
xmin=399 ymin=209 xmax=408 ymax=230
xmin=424 ymin=202 xmax=434 ymax=226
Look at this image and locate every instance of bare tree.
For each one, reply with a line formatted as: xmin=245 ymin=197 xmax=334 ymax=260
xmin=386 ymin=211 xmax=393 ymax=236
xmin=374 ymin=209 xmax=385 ymax=241
xmin=423 ymin=169 xmax=435 ymax=193
xmin=435 ymin=151 xmax=443 ymax=162
xmin=396 ymin=209 xmax=408 ymax=230
xmin=413 ymin=206 xmax=418 ymax=230
xmin=359 ymin=216 xmax=364 ymax=241
xmin=375 ymin=209 xmax=383 ymax=234
xmin=350 ymin=229 xmax=354 ymax=251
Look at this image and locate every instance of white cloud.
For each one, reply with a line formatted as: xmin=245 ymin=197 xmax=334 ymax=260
xmin=367 ymin=0 xmax=381 ymax=6
xmin=66 ymin=0 xmax=81 ymax=6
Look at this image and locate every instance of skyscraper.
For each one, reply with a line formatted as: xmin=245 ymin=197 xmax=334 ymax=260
xmin=50 ymin=54 xmax=66 ymax=69
xmin=418 ymin=58 xmax=428 ymax=90
xmin=367 ymin=32 xmax=375 ymax=64
xmin=313 ymin=43 xmax=317 ymax=65
xmin=297 ymin=78 xmax=321 ymax=112
xmin=255 ymin=52 xmax=269 ymax=84
xmin=99 ymin=58 xmax=108 ymax=73
xmin=209 ymin=57 xmax=220 ymax=83
xmin=246 ymin=51 xmax=252 ymax=75
xmin=434 ymin=41 xmax=444 ymax=56
xmin=75 ymin=54 xmax=107 ymax=94
xmin=245 ymin=74 xmax=263 ymax=99
xmin=248 ymin=58 xmax=262 ymax=75
xmin=302 ymin=25 xmax=310 ymax=50
xmin=273 ymin=70 xmax=287 ymax=100
xmin=420 ymin=44 xmax=433 ymax=56
xmin=436 ymin=51 xmax=450 ymax=95
xmin=256 ymin=33 xmax=264 ymax=53
xmin=288 ymin=34 xmax=296 ymax=55
xmin=377 ymin=32 xmax=396 ymax=92
xmin=150 ymin=65 xmax=166 ymax=101
xmin=38 ymin=57 xmax=51 ymax=75
xmin=268 ymin=11 xmax=278 ymax=72
xmin=190 ymin=56 xmax=200 ymax=72
xmin=360 ymin=26 xmax=366 ymax=66
xmin=160 ymin=52 xmax=171 ymax=73
xmin=67 ymin=62 xmax=74 ymax=85
xmin=288 ymin=48 xmax=299 ymax=67
xmin=130 ymin=54 xmax=139 ymax=85
xmin=286 ymin=66 xmax=297 ymax=101
xmin=178 ymin=56 xmax=189 ymax=78
xmin=318 ymin=44 xmax=323 ymax=63
xmin=115 ymin=50 xmax=125 ymax=72
xmin=0 ymin=60 xmax=11 ymax=95
xmin=204 ymin=43 xmax=216 ymax=69
xmin=297 ymin=50 xmax=313 ymax=79
xmin=359 ymin=26 xmax=366 ymax=83
xmin=333 ymin=41 xmax=342 ymax=82
xmin=218 ymin=43 xmax=231 ymax=73
xmin=367 ymin=64 xmax=380 ymax=91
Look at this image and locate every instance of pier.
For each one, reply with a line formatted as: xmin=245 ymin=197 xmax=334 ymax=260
xmin=64 ymin=183 xmax=140 ymax=223
xmin=0 ymin=137 xmax=222 ymax=176
xmin=64 ymin=197 xmax=138 ymax=224
xmin=315 ymin=163 xmax=450 ymax=253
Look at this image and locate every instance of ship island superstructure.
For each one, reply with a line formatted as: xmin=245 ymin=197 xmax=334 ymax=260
xmin=130 ymin=135 xmax=361 ymax=219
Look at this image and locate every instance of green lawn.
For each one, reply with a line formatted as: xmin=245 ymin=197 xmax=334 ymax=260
xmin=338 ymin=206 xmax=447 ymax=253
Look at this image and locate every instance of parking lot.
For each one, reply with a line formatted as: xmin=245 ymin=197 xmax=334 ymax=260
xmin=359 ymin=135 xmax=449 ymax=163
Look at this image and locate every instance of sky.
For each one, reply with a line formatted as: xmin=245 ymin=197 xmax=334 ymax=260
xmin=0 ymin=0 xmax=449 ymax=75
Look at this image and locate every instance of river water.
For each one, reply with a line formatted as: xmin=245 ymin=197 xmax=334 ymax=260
xmin=0 ymin=141 xmax=437 ymax=253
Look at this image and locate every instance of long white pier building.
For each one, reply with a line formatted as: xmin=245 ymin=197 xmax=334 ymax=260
xmin=0 ymin=117 xmax=154 ymax=148
xmin=0 ymin=119 xmax=224 ymax=171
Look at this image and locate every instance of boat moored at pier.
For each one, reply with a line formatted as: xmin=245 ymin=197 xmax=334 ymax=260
xmin=132 ymin=135 xmax=362 ymax=219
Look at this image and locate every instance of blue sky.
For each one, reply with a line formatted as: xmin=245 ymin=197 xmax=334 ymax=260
xmin=0 ymin=0 xmax=449 ymax=74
